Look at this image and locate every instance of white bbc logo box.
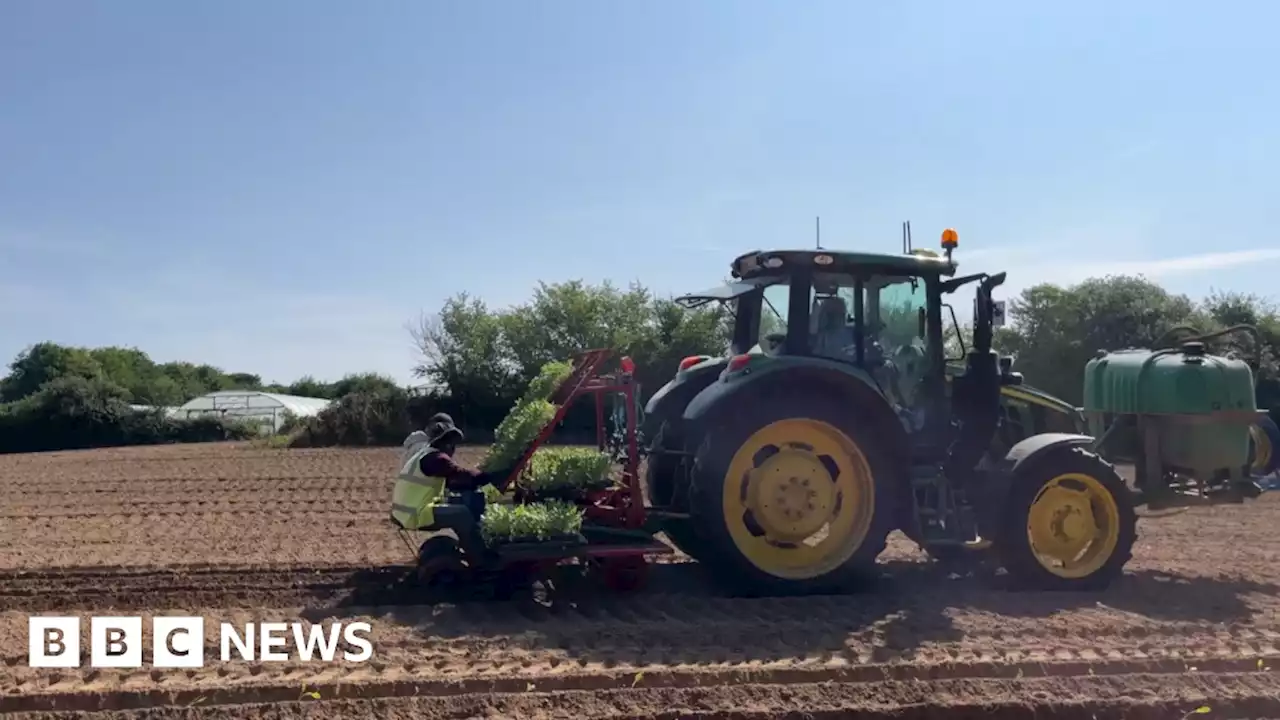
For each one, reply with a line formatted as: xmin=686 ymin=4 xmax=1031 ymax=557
xmin=29 ymin=616 xmax=205 ymax=668
xmin=29 ymin=616 xmax=373 ymax=668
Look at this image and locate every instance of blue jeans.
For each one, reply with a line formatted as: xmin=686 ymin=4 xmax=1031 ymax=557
xmin=450 ymin=489 xmax=486 ymax=518
xmin=430 ymin=489 xmax=487 ymax=560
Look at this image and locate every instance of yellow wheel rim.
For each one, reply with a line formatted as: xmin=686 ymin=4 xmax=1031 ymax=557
xmin=722 ymin=418 xmax=875 ymax=580
xmin=1251 ymin=425 xmax=1273 ymax=474
xmin=1026 ymin=473 xmax=1121 ymax=579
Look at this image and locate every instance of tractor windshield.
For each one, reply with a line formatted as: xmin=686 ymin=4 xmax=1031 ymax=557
xmin=749 ymin=275 xmax=929 ymax=359
xmin=742 ymin=274 xmax=936 ymax=413
xmin=867 ymin=277 xmax=927 ymax=356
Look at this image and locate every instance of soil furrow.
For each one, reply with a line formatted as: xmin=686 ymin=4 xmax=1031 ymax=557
xmin=4 ymin=663 xmax=1280 ymax=716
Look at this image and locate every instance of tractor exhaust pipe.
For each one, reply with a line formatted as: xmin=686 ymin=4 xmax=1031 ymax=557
xmin=944 ymin=272 xmax=1007 ymax=483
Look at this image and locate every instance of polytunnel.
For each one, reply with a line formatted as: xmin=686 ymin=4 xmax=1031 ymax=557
xmin=173 ymin=390 xmax=332 ymax=434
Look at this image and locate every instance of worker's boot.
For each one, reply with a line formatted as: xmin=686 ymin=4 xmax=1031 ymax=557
xmin=460 ymin=531 xmax=499 ymax=570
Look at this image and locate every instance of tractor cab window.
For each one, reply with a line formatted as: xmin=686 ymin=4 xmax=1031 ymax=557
xmin=756 ymin=284 xmax=791 ymax=355
xmin=867 ymin=277 xmax=927 ymax=354
xmin=750 ymin=275 xmax=935 ymax=400
xmin=754 ymin=279 xmax=859 ymax=360
xmin=866 ymin=276 xmax=932 ymax=409
xmin=809 ymin=279 xmax=858 ymax=362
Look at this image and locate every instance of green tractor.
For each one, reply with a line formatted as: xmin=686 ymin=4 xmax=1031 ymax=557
xmin=642 ymin=230 xmax=1266 ymax=595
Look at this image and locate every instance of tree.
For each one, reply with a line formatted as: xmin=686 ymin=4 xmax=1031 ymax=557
xmin=410 ymin=293 xmax=522 ymax=429
xmin=282 ymin=376 xmax=333 ymax=399
xmin=330 ymin=372 xmax=403 ymax=397
xmin=995 ymin=275 xmax=1279 ymax=409
xmin=410 ymin=280 xmax=729 ymax=432
xmin=0 ymin=343 xmax=106 ymax=403
xmin=225 ymin=372 xmax=263 ymax=390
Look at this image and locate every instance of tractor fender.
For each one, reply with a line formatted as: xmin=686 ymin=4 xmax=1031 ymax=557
xmin=1001 ymin=432 xmax=1096 ymax=476
xmin=976 ymin=432 xmax=1097 ymax=535
xmin=643 ymin=358 xmax=727 ymax=441
xmin=681 ymin=357 xmax=909 ymax=465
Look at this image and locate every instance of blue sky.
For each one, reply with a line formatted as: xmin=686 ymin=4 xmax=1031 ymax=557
xmin=2 ymin=1 xmax=1277 ymax=385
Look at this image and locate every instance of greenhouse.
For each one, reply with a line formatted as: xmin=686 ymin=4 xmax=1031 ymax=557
xmin=173 ymin=390 xmax=332 ymax=434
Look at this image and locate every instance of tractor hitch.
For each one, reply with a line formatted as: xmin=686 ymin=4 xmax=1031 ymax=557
xmin=1138 ymin=478 xmax=1264 ymax=511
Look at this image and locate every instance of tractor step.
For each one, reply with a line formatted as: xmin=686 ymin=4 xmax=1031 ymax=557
xmin=909 ymin=466 xmax=981 ymax=545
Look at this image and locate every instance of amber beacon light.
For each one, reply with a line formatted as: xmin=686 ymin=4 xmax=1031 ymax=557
xmin=940 ymin=228 xmax=959 ymax=250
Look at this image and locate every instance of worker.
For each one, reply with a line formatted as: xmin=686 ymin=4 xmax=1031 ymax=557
xmin=811 ymin=295 xmax=855 ymax=360
xmin=392 ymin=413 xmax=522 ymax=570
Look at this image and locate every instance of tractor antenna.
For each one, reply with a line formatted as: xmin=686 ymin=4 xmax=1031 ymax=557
xmin=815 ymin=216 xmax=822 ymax=249
xmin=907 ymin=221 xmax=913 ymax=252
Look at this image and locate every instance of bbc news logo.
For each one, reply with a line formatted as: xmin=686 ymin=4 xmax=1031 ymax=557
xmin=29 ymin=616 xmax=373 ymax=668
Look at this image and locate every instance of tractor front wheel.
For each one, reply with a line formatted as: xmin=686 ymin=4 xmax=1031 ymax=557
xmin=688 ymin=393 xmax=896 ymax=596
xmin=996 ymin=446 xmax=1136 ymax=591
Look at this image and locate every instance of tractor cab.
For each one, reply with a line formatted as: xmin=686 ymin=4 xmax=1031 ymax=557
xmin=644 ymin=229 xmax=1063 ymax=595
xmin=672 ymin=232 xmax=1015 ymax=457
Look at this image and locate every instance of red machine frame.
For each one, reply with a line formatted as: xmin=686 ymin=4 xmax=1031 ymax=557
xmin=402 ymin=348 xmax=669 ymax=592
xmin=506 ymin=348 xmax=648 ymax=530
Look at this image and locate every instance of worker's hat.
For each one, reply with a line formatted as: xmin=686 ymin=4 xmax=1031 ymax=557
xmin=425 ymin=413 xmax=464 ymax=445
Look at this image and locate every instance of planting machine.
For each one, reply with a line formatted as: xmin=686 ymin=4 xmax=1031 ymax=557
xmin=398 ymin=227 xmax=1274 ymax=598
xmin=396 ymin=349 xmax=675 ymax=598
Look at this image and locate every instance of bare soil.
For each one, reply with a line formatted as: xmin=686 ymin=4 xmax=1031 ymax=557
xmin=3 ymin=442 xmax=1280 ymax=719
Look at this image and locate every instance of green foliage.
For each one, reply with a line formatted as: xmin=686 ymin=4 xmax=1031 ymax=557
xmin=0 ymin=342 xmax=267 ymax=407
xmin=996 ymin=275 xmax=1280 ymax=414
xmin=480 ymin=483 xmax=506 ymax=504
xmin=479 ymin=500 xmax=584 ymax=545
xmin=479 ymin=359 xmax=582 ymax=472
xmin=521 ymin=447 xmax=614 ymax=497
xmin=0 ymin=339 xmax=423 ymax=453
xmin=482 ymin=399 xmax=557 ymax=470
xmin=289 ymin=385 xmax=412 ymax=447
xmin=521 ymin=361 xmax=573 ymax=404
xmin=0 ymin=375 xmax=256 ymax=453
xmin=412 ymin=280 xmax=730 ymax=435
xmin=411 ymin=294 xmax=524 ymax=430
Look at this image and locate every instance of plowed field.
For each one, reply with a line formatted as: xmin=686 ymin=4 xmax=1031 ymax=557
xmin=3 ymin=443 xmax=1280 ymax=719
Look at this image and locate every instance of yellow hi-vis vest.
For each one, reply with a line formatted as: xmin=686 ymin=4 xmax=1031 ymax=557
xmin=390 ymin=443 xmax=448 ymax=530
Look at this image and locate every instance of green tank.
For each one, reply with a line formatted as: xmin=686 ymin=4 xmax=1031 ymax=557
xmin=1083 ymin=341 xmax=1257 ymax=480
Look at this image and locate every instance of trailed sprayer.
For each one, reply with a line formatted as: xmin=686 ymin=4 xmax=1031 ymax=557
xmin=1084 ymin=330 xmax=1269 ymax=509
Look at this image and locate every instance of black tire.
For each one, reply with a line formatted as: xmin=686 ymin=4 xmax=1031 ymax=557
xmin=645 ymin=423 xmax=708 ymax=561
xmin=1250 ymin=415 xmax=1280 ymax=476
xmin=661 ymin=520 xmax=705 ymax=561
xmin=996 ymin=446 xmax=1136 ymax=591
xmin=416 ymin=536 xmax=466 ymax=588
xmin=644 ymin=441 xmax=682 ymax=508
xmin=688 ymin=392 xmax=898 ymax=596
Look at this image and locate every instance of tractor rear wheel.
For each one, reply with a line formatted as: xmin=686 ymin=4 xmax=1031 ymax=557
xmin=995 ymin=446 xmax=1136 ymax=591
xmin=660 ymin=521 xmax=705 ymax=561
xmin=687 ymin=393 xmax=896 ymax=596
xmin=1249 ymin=416 xmax=1280 ymax=477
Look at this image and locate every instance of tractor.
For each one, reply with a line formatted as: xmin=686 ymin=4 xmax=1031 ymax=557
xmin=641 ymin=229 xmax=1269 ymax=595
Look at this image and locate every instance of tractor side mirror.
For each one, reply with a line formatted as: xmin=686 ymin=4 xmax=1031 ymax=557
xmin=999 ymin=356 xmax=1024 ymax=386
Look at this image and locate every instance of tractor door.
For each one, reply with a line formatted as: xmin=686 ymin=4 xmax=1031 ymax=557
xmin=859 ymin=275 xmax=948 ymax=438
xmin=753 ymin=270 xmax=949 ymax=441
